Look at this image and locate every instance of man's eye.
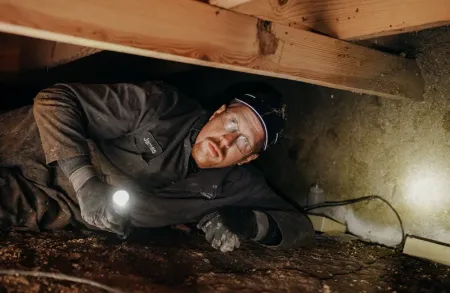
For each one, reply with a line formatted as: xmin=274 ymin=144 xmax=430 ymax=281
xmin=226 ymin=119 xmax=238 ymax=131
xmin=237 ymin=136 xmax=249 ymax=145
xmin=237 ymin=136 xmax=253 ymax=153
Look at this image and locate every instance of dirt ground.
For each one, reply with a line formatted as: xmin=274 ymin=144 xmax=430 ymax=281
xmin=0 ymin=229 xmax=448 ymax=292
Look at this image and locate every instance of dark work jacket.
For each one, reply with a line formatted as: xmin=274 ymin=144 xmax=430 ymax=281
xmin=25 ymin=82 xmax=313 ymax=248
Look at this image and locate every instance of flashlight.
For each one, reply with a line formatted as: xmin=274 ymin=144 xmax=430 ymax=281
xmin=112 ymin=189 xmax=132 ymax=239
xmin=112 ymin=190 xmax=130 ymax=207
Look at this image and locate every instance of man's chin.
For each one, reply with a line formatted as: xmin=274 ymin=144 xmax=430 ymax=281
xmin=192 ymin=144 xmax=214 ymax=168
xmin=193 ymin=157 xmax=218 ymax=169
xmin=192 ymin=153 xmax=220 ymax=169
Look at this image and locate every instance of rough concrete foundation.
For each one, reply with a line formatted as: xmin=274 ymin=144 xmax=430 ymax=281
xmin=259 ymin=27 xmax=450 ymax=246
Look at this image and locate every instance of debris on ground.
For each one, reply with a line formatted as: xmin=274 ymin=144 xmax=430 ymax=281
xmin=0 ymin=230 xmax=448 ymax=292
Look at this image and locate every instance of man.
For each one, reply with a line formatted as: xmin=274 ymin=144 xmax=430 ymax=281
xmin=0 ymin=81 xmax=315 ymax=252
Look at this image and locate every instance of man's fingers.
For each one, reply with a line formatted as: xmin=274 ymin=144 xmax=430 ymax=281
xmin=205 ymin=229 xmax=215 ymax=243
xmin=199 ymin=213 xmax=242 ymax=252
xmin=201 ymin=220 xmax=213 ymax=232
xmin=220 ymin=231 xmax=240 ymax=253
xmin=99 ymin=207 xmax=127 ymax=235
xmin=211 ymin=237 xmax=222 ymax=249
xmin=105 ymin=206 xmax=125 ymax=226
xmin=219 ymin=231 xmax=234 ymax=252
xmin=234 ymin=234 xmax=241 ymax=249
xmin=205 ymin=226 xmax=217 ymax=243
xmin=100 ymin=216 xmax=126 ymax=236
xmin=82 ymin=212 xmax=106 ymax=230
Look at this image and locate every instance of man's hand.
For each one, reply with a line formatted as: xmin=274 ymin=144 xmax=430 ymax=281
xmin=197 ymin=208 xmax=261 ymax=253
xmin=197 ymin=212 xmax=241 ymax=252
xmin=77 ymin=177 xmax=129 ymax=237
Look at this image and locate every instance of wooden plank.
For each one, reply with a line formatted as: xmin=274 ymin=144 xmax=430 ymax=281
xmin=213 ymin=0 xmax=450 ymax=40
xmin=403 ymin=236 xmax=450 ymax=266
xmin=0 ymin=32 xmax=100 ymax=72
xmin=209 ymin=0 xmax=254 ymax=9
xmin=0 ymin=0 xmax=423 ymax=100
xmin=20 ymin=38 xmax=101 ymax=70
xmin=0 ymin=33 xmax=21 ymax=72
xmin=308 ymin=215 xmax=347 ymax=233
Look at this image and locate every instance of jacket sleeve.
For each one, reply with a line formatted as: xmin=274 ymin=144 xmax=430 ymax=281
xmin=33 ymin=82 xmax=190 ymax=164
xmin=230 ymin=166 xmax=316 ymax=249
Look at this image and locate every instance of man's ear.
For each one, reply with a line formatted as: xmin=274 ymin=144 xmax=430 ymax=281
xmin=209 ymin=104 xmax=227 ymax=121
xmin=237 ymin=153 xmax=259 ymax=165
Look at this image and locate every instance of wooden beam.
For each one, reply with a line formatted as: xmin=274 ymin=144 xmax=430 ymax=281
xmin=0 ymin=0 xmax=423 ymax=100
xmin=213 ymin=0 xmax=450 ymax=40
xmin=19 ymin=38 xmax=101 ymax=70
xmin=0 ymin=33 xmax=21 ymax=72
xmin=308 ymin=215 xmax=347 ymax=233
xmin=0 ymin=32 xmax=100 ymax=72
xmin=403 ymin=236 xmax=450 ymax=266
xmin=209 ymin=0 xmax=254 ymax=9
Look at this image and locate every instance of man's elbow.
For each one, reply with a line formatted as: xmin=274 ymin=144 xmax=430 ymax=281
xmin=263 ymin=210 xmax=316 ymax=249
xmin=33 ymin=84 xmax=76 ymax=117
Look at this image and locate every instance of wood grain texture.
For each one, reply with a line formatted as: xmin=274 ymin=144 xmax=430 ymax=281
xmin=403 ymin=236 xmax=450 ymax=266
xmin=223 ymin=0 xmax=450 ymax=40
xmin=0 ymin=0 xmax=423 ymax=99
xmin=209 ymin=0 xmax=254 ymax=9
xmin=308 ymin=215 xmax=347 ymax=233
xmin=0 ymin=33 xmax=21 ymax=72
xmin=20 ymin=38 xmax=101 ymax=70
xmin=0 ymin=32 xmax=100 ymax=72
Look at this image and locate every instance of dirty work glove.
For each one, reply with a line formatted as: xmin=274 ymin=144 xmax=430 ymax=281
xmin=59 ymin=156 xmax=129 ymax=237
xmin=197 ymin=208 xmax=270 ymax=253
xmin=76 ymin=177 xmax=129 ymax=237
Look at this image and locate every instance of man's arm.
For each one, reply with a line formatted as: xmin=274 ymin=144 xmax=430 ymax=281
xmin=33 ymin=82 xmax=191 ymax=164
xmin=198 ymin=165 xmax=316 ymax=250
xmin=246 ymin=184 xmax=316 ymax=249
xmin=33 ymin=82 xmax=198 ymax=234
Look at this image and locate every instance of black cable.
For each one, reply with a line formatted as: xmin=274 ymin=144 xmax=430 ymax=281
xmin=0 ymin=270 xmax=125 ymax=293
xmin=304 ymin=195 xmax=405 ymax=249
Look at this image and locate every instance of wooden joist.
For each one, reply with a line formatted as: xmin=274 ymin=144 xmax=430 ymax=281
xmin=308 ymin=215 xmax=347 ymax=233
xmin=212 ymin=0 xmax=450 ymax=40
xmin=0 ymin=33 xmax=21 ymax=72
xmin=209 ymin=0 xmax=253 ymax=9
xmin=403 ymin=236 xmax=450 ymax=266
xmin=20 ymin=39 xmax=101 ymax=71
xmin=0 ymin=32 xmax=100 ymax=73
xmin=0 ymin=0 xmax=423 ymax=100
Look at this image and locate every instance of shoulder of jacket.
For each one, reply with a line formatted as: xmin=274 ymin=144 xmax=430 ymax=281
xmin=225 ymin=164 xmax=265 ymax=183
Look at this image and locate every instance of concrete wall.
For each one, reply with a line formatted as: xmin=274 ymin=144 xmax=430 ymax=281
xmin=260 ymin=27 xmax=450 ymax=246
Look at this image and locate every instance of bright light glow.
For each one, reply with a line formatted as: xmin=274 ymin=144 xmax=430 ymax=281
xmin=112 ymin=190 xmax=129 ymax=207
xmin=405 ymin=167 xmax=448 ymax=212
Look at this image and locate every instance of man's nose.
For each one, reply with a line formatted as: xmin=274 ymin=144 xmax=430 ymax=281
xmin=220 ymin=132 xmax=240 ymax=148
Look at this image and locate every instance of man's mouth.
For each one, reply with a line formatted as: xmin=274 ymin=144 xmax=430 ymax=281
xmin=208 ymin=142 xmax=219 ymax=158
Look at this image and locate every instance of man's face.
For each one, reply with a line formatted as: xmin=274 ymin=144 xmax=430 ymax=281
xmin=192 ymin=103 xmax=265 ymax=169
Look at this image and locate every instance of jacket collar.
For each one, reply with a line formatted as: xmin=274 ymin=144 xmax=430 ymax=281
xmin=187 ymin=113 xmax=210 ymax=175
